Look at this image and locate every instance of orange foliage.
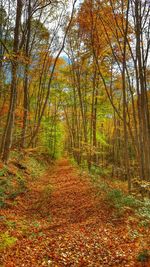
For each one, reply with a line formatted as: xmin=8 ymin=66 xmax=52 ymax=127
xmin=78 ymin=0 xmax=131 ymax=61
xmin=0 ymin=105 xmax=9 ymax=117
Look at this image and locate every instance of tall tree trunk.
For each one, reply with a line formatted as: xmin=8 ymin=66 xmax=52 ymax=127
xmin=135 ymin=0 xmax=150 ymax=181
xmin=1 ymin=0 xmax=22 ymax=162
xmin=21 ymin=0 xmax=31 ymax=147
xmin=122 ymin=0 xmax=130 ymax=191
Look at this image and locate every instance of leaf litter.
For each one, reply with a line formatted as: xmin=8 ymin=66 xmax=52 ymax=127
xmin=0 ymin=159 xmax=149 ymax=266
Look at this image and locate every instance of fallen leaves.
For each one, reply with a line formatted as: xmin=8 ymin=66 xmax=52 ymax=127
xmin=0 ymin=159 xmax=149 ymax=266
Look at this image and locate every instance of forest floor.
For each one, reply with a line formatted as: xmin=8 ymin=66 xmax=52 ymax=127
xmin=0 ymin=158 xmax=150 ymax=267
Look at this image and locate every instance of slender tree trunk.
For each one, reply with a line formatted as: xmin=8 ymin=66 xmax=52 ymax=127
xmin=21 ymin=0 xmax=31 ymax=147
xmin=122 ymin=0 xmax=131 ymax=191
xmin=135 ymin=0 xmax=150 ymax=181
xmin=1 ymin=0 xmax=22 ymax=162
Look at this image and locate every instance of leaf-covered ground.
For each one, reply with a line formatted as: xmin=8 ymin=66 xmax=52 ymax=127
xmin=0 ymin=159 xmax=149 ymax=266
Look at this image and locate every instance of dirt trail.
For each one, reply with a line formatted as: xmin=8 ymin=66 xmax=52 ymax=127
xmin=1 ymin=159 xmax=149 ymax=266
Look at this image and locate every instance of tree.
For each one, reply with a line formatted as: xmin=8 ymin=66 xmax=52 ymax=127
xmin=1 ymin=0 xmax=23 ymax=162
xmin=0 ymin=0 xmax=78 ymax=162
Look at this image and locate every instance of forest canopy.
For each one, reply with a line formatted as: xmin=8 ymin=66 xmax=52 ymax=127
xmin=0 ymin=1 xmax=150 ymax=266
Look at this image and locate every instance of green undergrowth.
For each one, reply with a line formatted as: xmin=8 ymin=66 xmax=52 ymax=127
xmin=0 ymin=169 xmax=27 ymax=208
xmin=0 ymin=151 xmax=49 ymax=208
xmin=108 ymin=189 xmax=150 ymax=222
xmin=106 ymin=188 xmax=150 ymax=223
xmin=90 ymin=165 xmax=112 ymax=177
xmin=89 ymin=171 xmax=150 ymax=223
xmin=70 ymin=158 xmax=112 ymax=180
xmin=69 ymin=157 xmax=79 ymax=167
xmin=70 ymin=159 xmax=150 ymax=224
xmin=25 ymin=156 xmax=47 ymax=180
xmin=0 ymin=232 xmax=17 ymax=251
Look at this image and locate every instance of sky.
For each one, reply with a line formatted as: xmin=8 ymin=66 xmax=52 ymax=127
xmin=68 ymin=0 xmax=83 ymax=10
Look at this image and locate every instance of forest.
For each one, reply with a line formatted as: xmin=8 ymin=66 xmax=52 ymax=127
xmin=0 ymin=0 xmax=150 ymax=266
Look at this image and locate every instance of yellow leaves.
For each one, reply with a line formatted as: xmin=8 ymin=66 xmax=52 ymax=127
xmin=55 ymin=57 xmax=66 ymax=67
xmin=78 ymin=0 xmax=131 ymax=62
xmin=114 ymin=79 xmax=123 ymax=91
xmin=4 ymin=52 xmax=31 ymax=65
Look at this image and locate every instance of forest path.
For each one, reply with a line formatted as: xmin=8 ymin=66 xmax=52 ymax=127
xmin=1 ymin=159 xmax=148 ymax=266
